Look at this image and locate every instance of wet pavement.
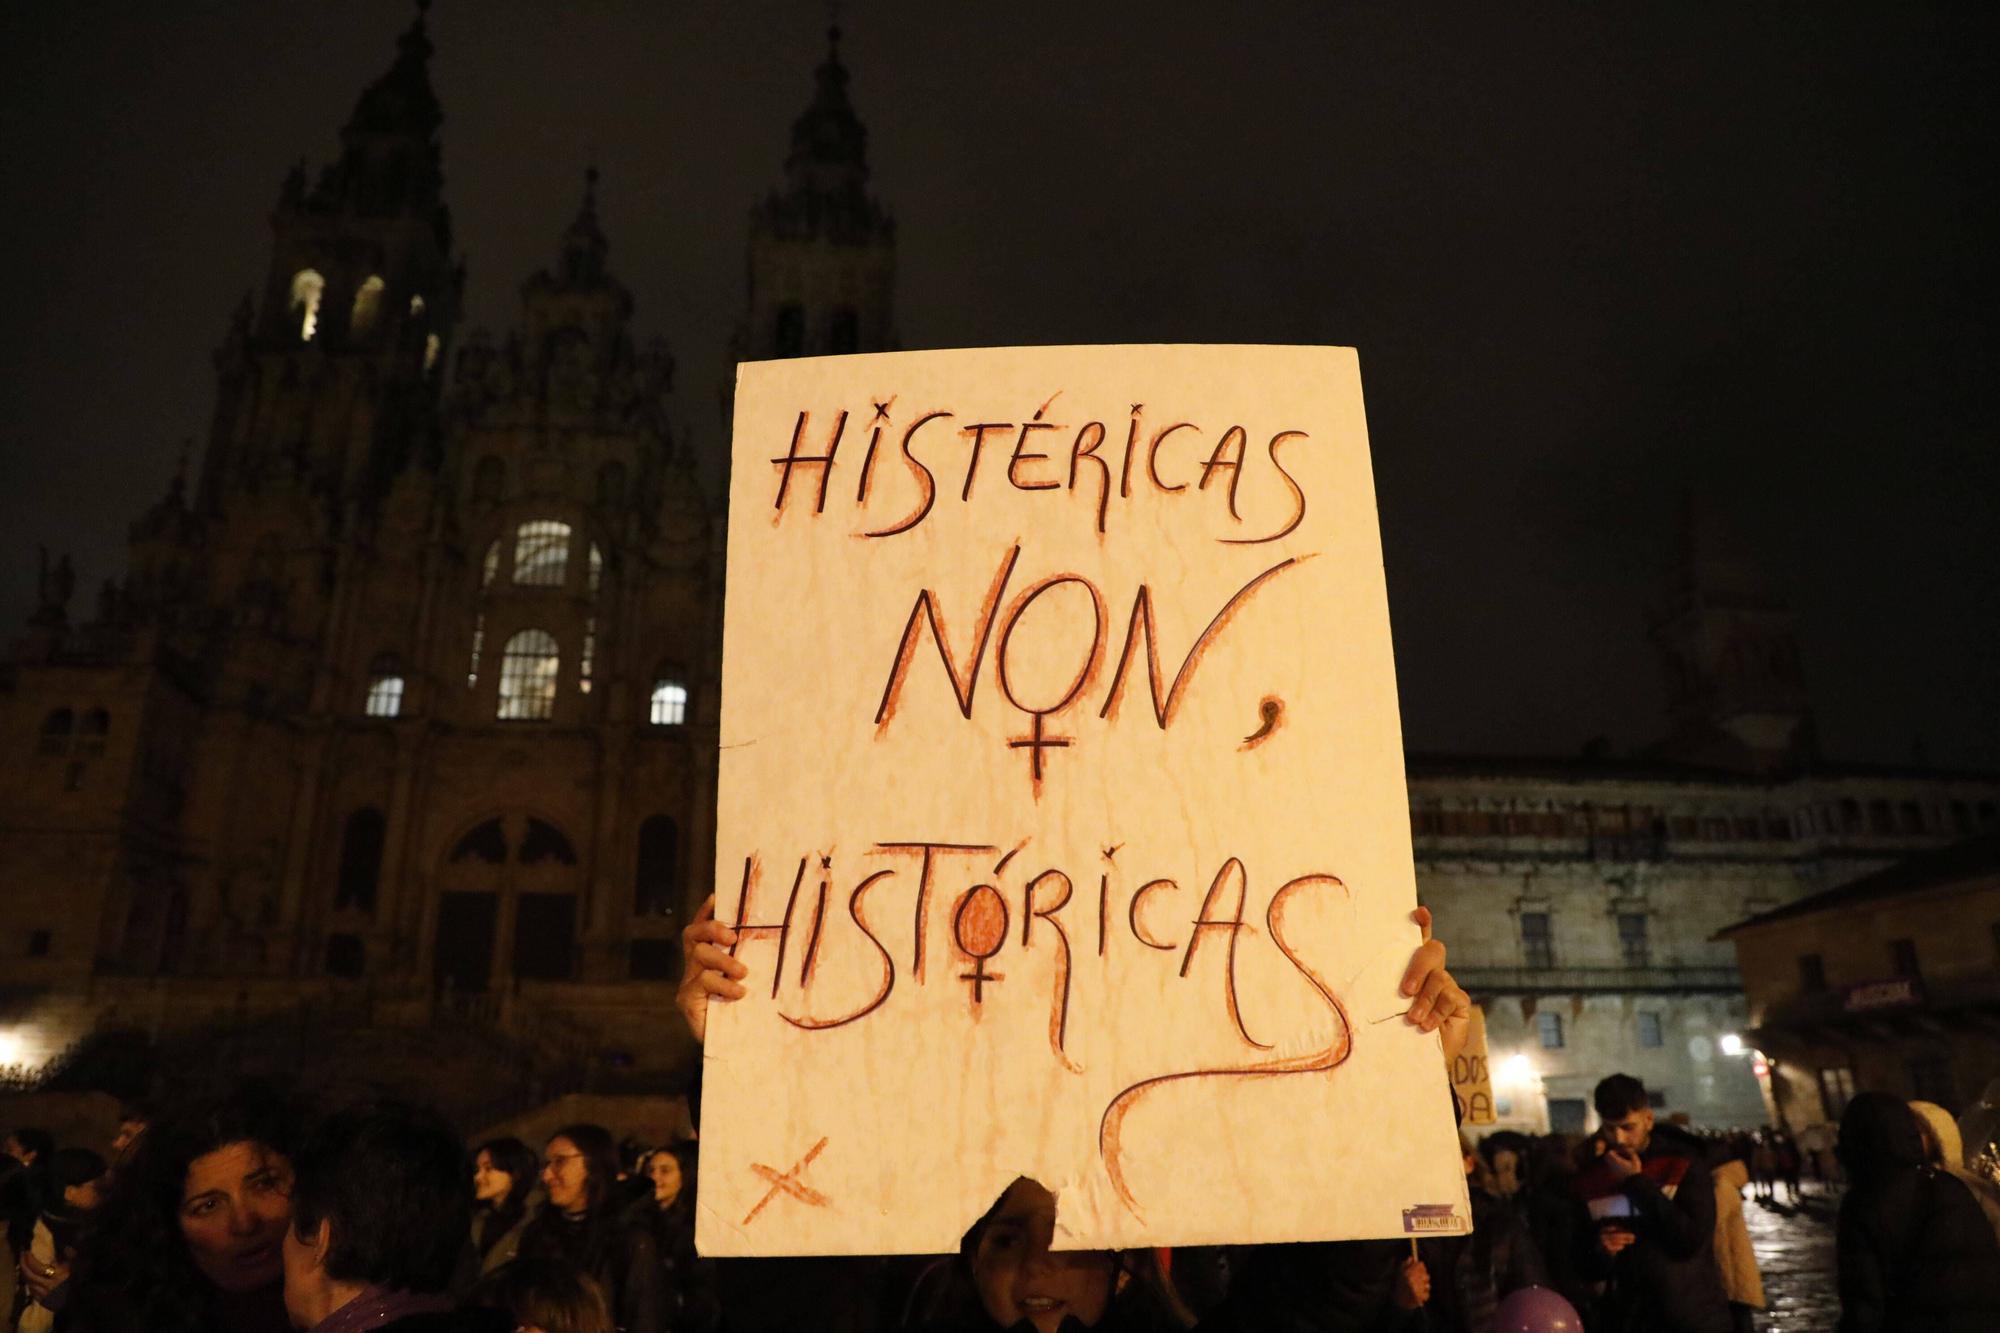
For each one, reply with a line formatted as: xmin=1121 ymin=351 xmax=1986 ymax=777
xmin=1742 ymin=1183 xmax=1839 ymax=1331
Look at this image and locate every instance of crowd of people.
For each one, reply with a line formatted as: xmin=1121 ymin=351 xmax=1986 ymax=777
xmin=0 ymin=898 xmax=1992 ymax=1332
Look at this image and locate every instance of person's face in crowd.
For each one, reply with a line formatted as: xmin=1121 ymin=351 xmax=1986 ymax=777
xmin=972 ymin=1179 xmax=1116 ymax=1333
xmin=1601 ymin=1106 xmax=1655 ymax=1157
xmin=112 ymin=1118 xmax=147 ymax=1159
xmin=474 ymin=1149 xmax=515 ymax=1206
xmin=4 ymin=1135 xmax=34 ymax=1165
xmin=541 ymin=1136 xmax=591 ymax=1215
xmin=179 ymin=1140 xmax=294 ymax=1293
xmin=62 ymin=1177 xmax=104 ymax=1210
xmin=649 ymin=1151 xmax=683 ymax=1208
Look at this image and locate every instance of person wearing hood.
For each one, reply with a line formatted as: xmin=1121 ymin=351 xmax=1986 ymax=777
xmin=1834 ymin=1092 xmax=2000 ymax=1331
xmin=1907 ymin=1099 xmax=2000 ymax=1245
xmin=1571 ymin=1074 xmax=1731 ymax=1332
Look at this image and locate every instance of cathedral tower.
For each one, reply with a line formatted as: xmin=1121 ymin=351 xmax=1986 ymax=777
xmin=1648 ymin=496 xmax=1815 ymax=775
xmin=738 ymin=26 xmax=896 ymax=362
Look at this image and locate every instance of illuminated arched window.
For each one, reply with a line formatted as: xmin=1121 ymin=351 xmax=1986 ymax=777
xmin=290 ymin=269 xmax=325 ymax=342
xmin=579 ymin=617 xmax=596 ymax=695
xmin=467 ymin=613 xmax=485 ymax=687
xmin=408 ymin=293 xmax=427 ymax=319
xmin=349 ymin=275 xmax=385 ymax=340
xmin=649 ymin=670 xmax=688 ymax=726
xmin=587 ymin=543 xmax=603 ymax=597
xmin=480 ymin=539 xmax=501 ymax=588
xmin=365 ymin=653 xmax=405 ymax=718
xmin=497 ymin=630 xmax=560 ymax=720
xmin=512 ymin=521 xmax=571 ymax=588
xmin=335 ymin=807 xmax=385 ymax=912
xmin=424 ymin=333 xmax=441 ymax=374
xmin=38 ymin=708 xmax=74 ymax=756
xmin=634 ymin=815 xmax=679 ymax=915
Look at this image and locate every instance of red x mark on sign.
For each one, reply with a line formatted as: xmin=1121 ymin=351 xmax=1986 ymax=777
xmin=742 ymin=1135 xmax=831 ymax=1226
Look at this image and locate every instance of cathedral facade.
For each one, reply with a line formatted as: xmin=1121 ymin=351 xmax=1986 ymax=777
xmin=0 ymin=12 xmax=892 ymax=1078
xmin=3 ymin=12 xmax=1996 ymax=1130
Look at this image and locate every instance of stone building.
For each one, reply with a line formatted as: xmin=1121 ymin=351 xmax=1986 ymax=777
xmin=0 ymin=12 xmax=893 ymax=1082
xmin=2 ymin=11 xmax=1995 ymax=1129
xmin=1718 ymin=833 xmax=2000 ymax=1135
xmin=1418 ymin=510 xmax=2000 ymax=1132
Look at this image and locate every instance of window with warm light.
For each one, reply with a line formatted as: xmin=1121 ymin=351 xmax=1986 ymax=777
xmin=349 ymin=275 xmax=385 ymax=340
xmin=512 ymin=520 xmax=571 ymax=587
xmin=290 ymin=269 xmax=325 ymax=341
xmin=365 ymin=672 xmax=405 ymax=718
xmin=497 ymin=629 xmax=560 ymax=720
xmin=649 ymin=676 xmax=688 ymax=726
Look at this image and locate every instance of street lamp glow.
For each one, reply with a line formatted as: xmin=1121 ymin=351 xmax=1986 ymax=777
xmin=1720 ymin=1033 xmax=1745 ymax=1056
xmin=0 ymin=1031 xmax=23 ymax=1066
xmin=1501 ymin=1053 xmax=1535 ymax=1083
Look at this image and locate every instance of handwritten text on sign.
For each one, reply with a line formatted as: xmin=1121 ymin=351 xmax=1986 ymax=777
xmin=699 ymin=346 xmax=1469 ymax=1256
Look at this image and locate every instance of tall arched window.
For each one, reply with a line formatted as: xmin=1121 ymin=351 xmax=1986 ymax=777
xmin=75 ymin=708 xmax=110 ymax=758
xmin=579 ymin=618 xmax=596 ymax=695
xmin=472 ymin=456 xmax=505 ymax=504
xmin=467 ymin=613 xmax=486 ymax=688
xmin=649 ymin=669 xmax=688 ymax=726
xmin=38 ymin=708 xmax=74 ymax=756
xmin=512 ymin=521 xmax=571 ymax=587
xmin=634 ymin=815 xmax=679 ymax=916
xmin=349 ymin=275 xmax=386 ymax=340
xmin=408 ymin=294 xmax=427 ymax=319
xmin=365 ymin=654 xmax=405 ymax=718
xmin=290 ymin=269 xmax=325 ymax=342
xmin=335 ymin=807 xmax=385 ymax=912
xmin=587 ymin=543 xmax=604 ymax=597
xmin=480 ymin=539 xmax=502 ymax=588
xmin=497 ymin=630 xmax=560 ymax=720
xmin=423 ymin=334 xmax=441 ymax=374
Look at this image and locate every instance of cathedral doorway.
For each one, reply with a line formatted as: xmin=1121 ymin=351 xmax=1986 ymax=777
xmin=434 ymin=814 xmax=581 ymax=991
xmin=435 ymin=891 xmax=498 ymax=994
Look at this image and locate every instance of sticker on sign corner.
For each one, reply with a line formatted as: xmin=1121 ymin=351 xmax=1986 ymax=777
xmin=1402 ymin=1204 xmax=1466 ymax=1234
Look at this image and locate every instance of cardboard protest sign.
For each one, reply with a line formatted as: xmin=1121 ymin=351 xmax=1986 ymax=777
xmin=1454 ymin=1006 xmax=1496 ymax=1125
xmin=699 ymin=345 xmax=1469 ymax=1256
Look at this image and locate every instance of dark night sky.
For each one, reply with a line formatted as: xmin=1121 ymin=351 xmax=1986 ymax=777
xmin=3 ymin=1 xmax=1995 ymax=768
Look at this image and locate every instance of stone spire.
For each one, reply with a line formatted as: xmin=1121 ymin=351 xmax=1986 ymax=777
xmin=783 ymin=26 xmax=871 ymax=201
xmin=560 ymin=166 xmax=610 ymax=285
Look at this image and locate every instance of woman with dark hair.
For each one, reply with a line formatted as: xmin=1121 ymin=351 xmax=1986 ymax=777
xmin=1834 ymin=1091 xmax=2000 ymax=1331
xmin=518 ymin=1123 xmax=660 ymax=1333
xmin=62 ymin=1085 xmax=305 ymax=1333
xmin=642 ymin=1141 xmax=717 ymax=1332
xmin=471 ymin=1137 xmax=539 ymax=1277
xmin=914 ymin=1176 xmax=1184 ymax=1333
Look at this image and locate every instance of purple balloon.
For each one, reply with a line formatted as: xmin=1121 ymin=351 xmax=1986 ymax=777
xmin=1492 ymin=1285 xmax=1585 ymax=1333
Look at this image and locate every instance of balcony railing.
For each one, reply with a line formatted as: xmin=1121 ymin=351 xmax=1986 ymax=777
xmin=1455 ymin=964 xmax=1742 ymax=994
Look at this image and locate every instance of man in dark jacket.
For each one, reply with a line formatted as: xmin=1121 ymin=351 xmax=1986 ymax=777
xmin=280 ymin=1101 xmax=510 ymax=1333
xmin=1573 ymin=1074 xmax=1732 ymax=1333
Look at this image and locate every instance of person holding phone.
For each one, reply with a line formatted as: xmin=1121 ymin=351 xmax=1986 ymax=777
xmin=1572 ymin=1074 xmax=1731 ymax=1333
